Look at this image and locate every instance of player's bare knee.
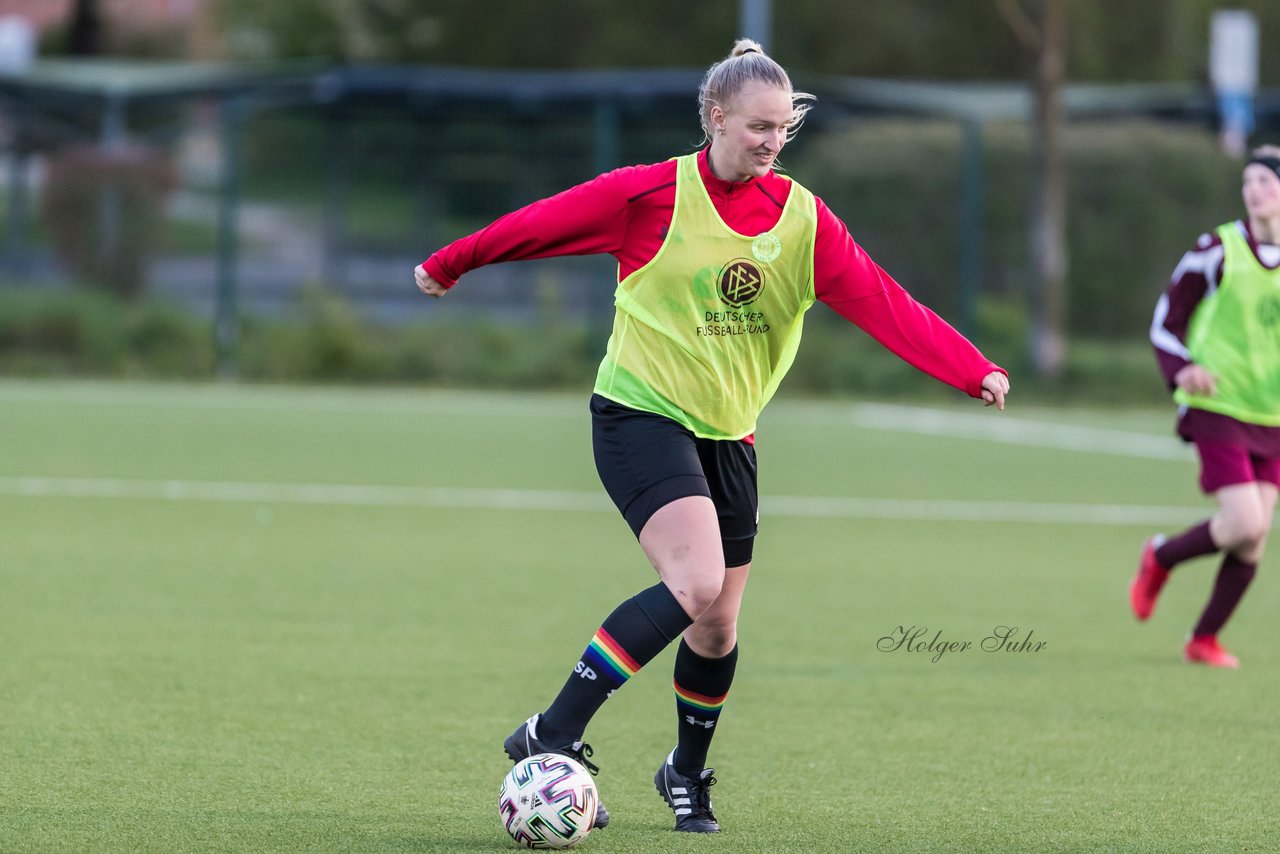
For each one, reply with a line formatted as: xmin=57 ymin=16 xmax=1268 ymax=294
xmin=689 ymin=619 xmax=737 ymax=657
xmin=1231 ymin=514 xmax=1269 ymax=552
xmin=1244 ymin=527 xmax=1268 ymax=555
xmin=1215 ymin=505 xmax=1265 ymax=552
xmin=670 ymin=574 xmax=724 ymax=619
xmin=1232 ymin=526 xmax=1268 ymax=562
xmin=690 ymin=580 xmax=725 ymax=618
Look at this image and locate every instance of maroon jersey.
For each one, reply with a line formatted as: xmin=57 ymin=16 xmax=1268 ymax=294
xmin=422 ymin=148 xmax=1004 ymax=401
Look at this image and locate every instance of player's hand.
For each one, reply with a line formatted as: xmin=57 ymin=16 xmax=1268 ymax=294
xmin=415 ymin=265 xmax=448 ymax=297
xmin=979 ymin=371 xmax=1009 ymax=410
xmin=1174 ymin=363 xmax=1216 ymax=397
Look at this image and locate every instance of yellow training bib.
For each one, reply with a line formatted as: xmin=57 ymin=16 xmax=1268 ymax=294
xmin=593 ymin=154 xmax=817 ymax=439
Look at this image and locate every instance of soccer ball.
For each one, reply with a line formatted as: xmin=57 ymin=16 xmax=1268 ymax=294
xmin=498 ymin=753 xmax=598 ymax=849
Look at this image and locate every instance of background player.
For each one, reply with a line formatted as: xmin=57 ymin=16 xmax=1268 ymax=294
xmin=1134 ymin=144 xmax=1280 ymax=668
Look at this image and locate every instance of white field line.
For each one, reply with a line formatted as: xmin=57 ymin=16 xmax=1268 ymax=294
xmin=0 ymin=476 xmax=1210 ymax=527
xmin=0 ymin=382 xmax=1189 ymax=460
xmin=845 ymin=403 xmax=1191 ymax=461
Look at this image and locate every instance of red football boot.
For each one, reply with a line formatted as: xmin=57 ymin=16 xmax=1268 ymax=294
xmin=1130 ymin=536 xmax=1170 ymax=621
xmin=1184 ymin=635 xmax=1240 ymax=669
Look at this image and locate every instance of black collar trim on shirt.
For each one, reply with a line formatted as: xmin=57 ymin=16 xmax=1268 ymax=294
xmin=754 ymin=181 xmax=786 ymax=210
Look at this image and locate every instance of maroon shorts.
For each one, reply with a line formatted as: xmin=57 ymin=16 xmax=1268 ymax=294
xmin=1194 ymin=438 xmax=1280 ymax=494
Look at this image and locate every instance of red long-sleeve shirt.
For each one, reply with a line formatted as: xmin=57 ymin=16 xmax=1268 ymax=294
xmin=422 ymin=148 xmax=1003 ymax=400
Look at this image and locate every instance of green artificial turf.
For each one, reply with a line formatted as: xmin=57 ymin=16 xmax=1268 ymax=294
xmin=1 ymin=380 xmax=1276 ymax=852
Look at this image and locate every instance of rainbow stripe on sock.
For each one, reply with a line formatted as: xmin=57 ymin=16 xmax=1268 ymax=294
xmin=674 ymin=681 xmax=729 ymax=714
xmin=582 ymin=627 xmax=641 ymax=687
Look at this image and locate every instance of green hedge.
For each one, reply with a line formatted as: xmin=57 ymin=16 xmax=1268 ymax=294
xmin=789 ymin=117 xmax=1242 ymax=338
xmin=236 ymin=112 xmax=1243 ymax=344
xmin=0 ymin=288 xmax=212 ymax=377
xmin=0 ymin=286 xmax=1170 ymax=406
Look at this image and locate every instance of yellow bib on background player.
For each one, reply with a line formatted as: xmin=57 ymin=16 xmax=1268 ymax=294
xmin=1175 ymin=222 xmax=1280 ymax=426
xmin=593 ymin=153 xmax=818 ymax=439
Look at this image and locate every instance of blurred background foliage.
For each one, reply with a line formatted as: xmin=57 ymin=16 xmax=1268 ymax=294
xmin=208 ymin=0 xmax=1280 ymax=82
xmin=1 ymin=0 xmax=1275 ymax=404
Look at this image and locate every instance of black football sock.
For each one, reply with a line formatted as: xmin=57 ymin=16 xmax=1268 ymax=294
xmin=672 ymin=639 xmax=738 ymax=777
xmin=1192 ymin=553 xmax=1257 ymax=637
xmin=540 ymin=582 xmax=693 ymax=744
xmin=1155 ymin=520 xmax=1217 ymax=569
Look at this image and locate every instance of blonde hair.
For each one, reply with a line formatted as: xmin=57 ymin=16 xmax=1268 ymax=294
xmin=697 ymin=38 xmax=815 ymax=148
xmin=1250 ymin=144 xmax=1280 ymax=160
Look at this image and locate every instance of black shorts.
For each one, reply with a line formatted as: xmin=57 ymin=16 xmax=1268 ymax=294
xmin=590 ymin=394 xmax=758 ymax=568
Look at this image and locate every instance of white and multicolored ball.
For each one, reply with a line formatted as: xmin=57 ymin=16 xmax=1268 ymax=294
xmin=499 ymin=753 xmax=598 ymax=849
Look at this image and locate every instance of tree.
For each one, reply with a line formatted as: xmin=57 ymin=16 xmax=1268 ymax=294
xmin=67 ymin=0 xmax=104 ymax=56
xmin=998 ymin=0 xmax=1067 ymax=377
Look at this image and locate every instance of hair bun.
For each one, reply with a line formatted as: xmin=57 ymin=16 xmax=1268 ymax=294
xmin=731 ymin=38 xmax=763 ymax=57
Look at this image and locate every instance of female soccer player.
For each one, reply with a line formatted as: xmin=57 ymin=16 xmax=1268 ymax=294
xmin=415 ymin=40 xmax=1009 ymax=832
xmin=1133 ymin=145 xmax=1280 ymax=669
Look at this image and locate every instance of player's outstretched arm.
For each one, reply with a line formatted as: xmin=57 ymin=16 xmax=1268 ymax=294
xmin=980 ymin=371 xmax=1009 ymax=410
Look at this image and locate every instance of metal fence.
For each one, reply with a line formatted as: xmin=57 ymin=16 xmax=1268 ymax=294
xmin=1 ymin=59 xmax=1277 ymax=376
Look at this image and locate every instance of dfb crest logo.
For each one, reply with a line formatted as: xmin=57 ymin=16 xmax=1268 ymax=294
xmin=1259 ymin=295 xmax=1280 ymax=327
xmin=717 ymin=258 xmax=765 ymax=308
